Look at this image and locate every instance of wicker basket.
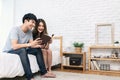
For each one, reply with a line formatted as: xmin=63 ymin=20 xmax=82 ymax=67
xmin=75 ymin=47 xmax=82 ymax=53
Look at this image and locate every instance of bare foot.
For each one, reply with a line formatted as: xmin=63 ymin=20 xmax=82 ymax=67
xmin=41 ymin=72 xmax=56 ymax=78
xmin=48 ymin=71 xmax=56 ymax=76
xmin=31 ymin=78 xmax=35 ymax=80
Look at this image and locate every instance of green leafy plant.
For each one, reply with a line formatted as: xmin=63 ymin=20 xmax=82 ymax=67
xmin=114 ymin=41 xmax=119 ymax=44
xmin=73 ymin=42 xmax=84 ymax=48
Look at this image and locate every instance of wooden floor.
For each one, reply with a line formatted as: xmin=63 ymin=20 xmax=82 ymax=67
xmin=53 ymin=68 xmax=120 ymax=77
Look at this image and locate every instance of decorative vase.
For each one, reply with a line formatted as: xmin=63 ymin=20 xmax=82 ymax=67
xmin=75 ymin=47 xmax=82 ymax=53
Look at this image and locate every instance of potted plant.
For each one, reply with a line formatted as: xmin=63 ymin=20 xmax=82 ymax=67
xmin=114 ymin=41 xmax=119 ymax=46
xmin=73 ymin=42 xmax=84 ymax=53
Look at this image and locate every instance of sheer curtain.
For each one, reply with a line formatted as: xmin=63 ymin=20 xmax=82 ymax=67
xmin=0 ymin=0 xmax=14 ymax=51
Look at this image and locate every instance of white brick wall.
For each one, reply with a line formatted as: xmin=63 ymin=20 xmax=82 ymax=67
xmin=14 ymin=0 xmax=120 ymax=51
xmin=13 ymin=0 xmax=120 ymax=69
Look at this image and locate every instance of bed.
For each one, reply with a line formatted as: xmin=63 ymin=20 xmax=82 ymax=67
xmin=0 ymin=36 xmax=63 ymax=78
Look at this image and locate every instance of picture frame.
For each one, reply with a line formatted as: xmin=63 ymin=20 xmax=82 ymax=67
xmin=95 ymin=23 xmax=114 ymax=45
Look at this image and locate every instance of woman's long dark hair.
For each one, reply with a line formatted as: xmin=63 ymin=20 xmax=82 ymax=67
xmin=32 ymin=19 xmax=48 ymax=39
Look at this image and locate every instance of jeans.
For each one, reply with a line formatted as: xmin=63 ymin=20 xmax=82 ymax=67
xmin=8 ymin=48 xmax=47 ymax=80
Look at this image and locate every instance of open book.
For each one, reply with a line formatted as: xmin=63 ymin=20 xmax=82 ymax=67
xmin=36 ymin=34 xmax=54 ymax=46
xmin=40 ymin=35 xmax=51 ymax=45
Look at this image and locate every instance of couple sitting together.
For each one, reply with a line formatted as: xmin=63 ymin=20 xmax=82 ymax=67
xmin=3 ymin=13 xmax=56 ymax=80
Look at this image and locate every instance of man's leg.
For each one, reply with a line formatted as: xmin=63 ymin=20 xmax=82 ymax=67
xmin=27 ymin=48 xmax=56 ymax=78
xmin=8 ymin=48 xmax=33 ymax=80
xmin=27 ymin=48 xmax=47 ymax=75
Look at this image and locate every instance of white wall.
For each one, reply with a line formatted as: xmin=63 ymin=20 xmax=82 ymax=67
xmin=0 ymin=0 xmax=1 ymax=17
xmin=1 ymin=0 xmax=120 ymax=69
xmin=0 ymin=0 xmax=120 ymax=68
xmin=0 ymin=0 xmax=120 ymax=51
xmin=1 ymin=0 xmax=120 ymax=51
xmin=14 ymin=0 xmax=120 ymax=69
xmin=0 ymin=0 xmax=14 ymax=51
xmin=14 ymin=0 xmax=120 ymax=52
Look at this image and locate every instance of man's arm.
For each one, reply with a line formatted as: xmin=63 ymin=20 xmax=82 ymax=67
xmin=11 ymin=38 xmax=41 ymax=50
xmin=11 ymin=39 xmax=31 ymax=50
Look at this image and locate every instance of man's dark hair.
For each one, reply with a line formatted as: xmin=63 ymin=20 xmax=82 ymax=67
xmin=22 ymin=13 xmax=37 ymax=23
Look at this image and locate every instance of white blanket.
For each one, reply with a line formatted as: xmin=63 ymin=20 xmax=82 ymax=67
xmin=0 ymin=51 xmax=61 ymax=78
xmin=0 ymin=53 xmax=39 ymax=78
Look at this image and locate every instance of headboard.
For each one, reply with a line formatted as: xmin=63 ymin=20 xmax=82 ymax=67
xmin=52 ymin=36 xmax=63 ymax=57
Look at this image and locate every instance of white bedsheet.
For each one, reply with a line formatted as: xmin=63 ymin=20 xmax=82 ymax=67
xmin=0 ymin=50 xmax=61 ymax=78
xmin=0 ymin=52 xmax=39 ymax=78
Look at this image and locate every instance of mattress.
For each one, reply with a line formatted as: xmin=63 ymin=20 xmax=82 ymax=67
xmin=0 ymin=50 xmax=61 ymax=78
xmin=0 ymin=37 xmax=61 ymax=78
xmin=0 ymin=53 xmax=39 ymax=78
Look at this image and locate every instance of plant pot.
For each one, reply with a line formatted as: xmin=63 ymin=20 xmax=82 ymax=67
xmin=114 ymin=44 xmax=119 ymax=46
xmin=75 ymin=47 xmax=82 ymax=53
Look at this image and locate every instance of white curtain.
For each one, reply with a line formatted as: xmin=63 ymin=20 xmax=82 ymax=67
xmin=0 ymin=0 xmax=14 ymax=51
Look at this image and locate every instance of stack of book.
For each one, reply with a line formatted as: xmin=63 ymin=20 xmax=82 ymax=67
xmin=91 ymin=60 xmax=111 ymax=71
xmin=100 ymin=64 xmax=110 ymax=71
xmin=91 ymin=60 xmax=100 ymax=70
xmin=62 ymin=56 xmax=70 ymax=66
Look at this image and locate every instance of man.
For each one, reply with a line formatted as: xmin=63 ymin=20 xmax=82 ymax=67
xmin=3 ymin=13 xmax=56 ymax=80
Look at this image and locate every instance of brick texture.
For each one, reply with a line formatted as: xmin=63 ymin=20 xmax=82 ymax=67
xmin=13 ymin=0 xmax=120 ymax=69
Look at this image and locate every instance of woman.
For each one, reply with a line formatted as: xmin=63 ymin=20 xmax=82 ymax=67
xmin=32 ymin=19 xmax=54 ymax=74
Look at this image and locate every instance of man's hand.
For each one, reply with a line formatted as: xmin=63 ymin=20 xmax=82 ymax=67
xmin=30 ymin=38 xmax=42 ymax=47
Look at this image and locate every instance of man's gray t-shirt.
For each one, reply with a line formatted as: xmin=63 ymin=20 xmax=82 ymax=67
xmin=3 ymin=26 xmax=33 ymax=52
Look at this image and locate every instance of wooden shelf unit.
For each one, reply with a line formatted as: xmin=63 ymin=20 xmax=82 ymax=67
xmin=91 ymin=70 xmax=120 ymax=73
xmin=61 ymin=52 xmax=86 ymax=72
xmin=88 ymin=45 xmax=120 ymax=73
xmin=89 ymin=45 xmax=120 ymax=49
xmin=62 ymin=65 xmax=83 ymax=68
xmin=91 ymin=58 xmax=120 ymax=61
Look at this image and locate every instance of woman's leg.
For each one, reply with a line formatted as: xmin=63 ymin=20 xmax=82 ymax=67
xmin=42 ymin=49 xmax=48 ymax=69
xmin=46 ymin=49 xmax=52 ymax=72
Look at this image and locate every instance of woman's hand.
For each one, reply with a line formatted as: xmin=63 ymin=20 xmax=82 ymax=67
xmin=40 ymin=44 xmax=46 ymax=48
xmin=44 ymin=43 xmax=49 ymax=49
xmin=34 ymin=44 xmax=45 ymax=48
xmin=48 ymin=39 xmax=52 ymax=44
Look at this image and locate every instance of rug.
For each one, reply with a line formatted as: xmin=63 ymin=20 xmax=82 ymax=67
xmin=1 ymin=71 xmax=120 ymax=80
xmin=40 ymin=71 xmax=120 ymax=80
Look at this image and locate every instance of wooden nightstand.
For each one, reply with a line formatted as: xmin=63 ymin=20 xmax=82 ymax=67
xmin=61 ymin=52 xmax=86 ymax=72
